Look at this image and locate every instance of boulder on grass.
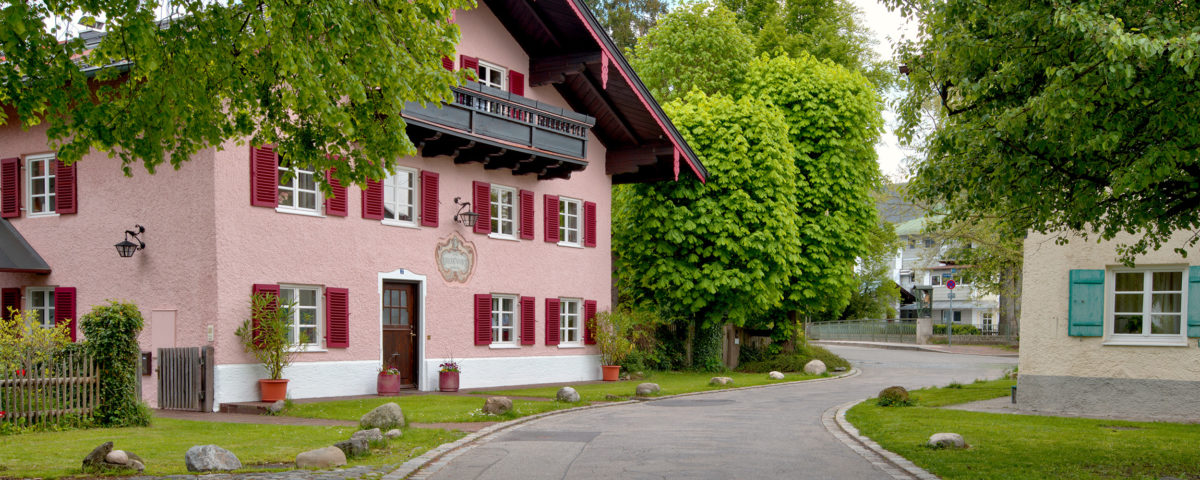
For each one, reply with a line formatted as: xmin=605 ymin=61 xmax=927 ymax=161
xmin=334 ymin=438 xmax=369 ymax=459
xmin=105 ymin=450 xmax=129 ymax=465
xmin=927 ymin=433 xmax=967 ymax=449
xmin=185 ymin=445 xmax=242 ymax=472
xmin=360 ymin=402 xmax=406 ymax=430
xmin=483 ymin=397 xmax=513 ymax=415
xmin=351 ymin=428 xmax=384 ymax=444
xmin=803 ymin=359 xmax=827 ymax=375
xmin=82 ymin=442 xmax=114 ymax=471
xmin=557 ymin=387 xmax=581 ymax=403
xmin=635 ymin=383 xmax=660 ymax=396
xmin=295 ymin=446 xmax=347 ymax=469
xmin=709 ymin=377 xmax=733 ymax=386
xmin=768 ymin=371 xmax=785 ymax=380
xmin=385 ymin=429 xmax=403 ymax=439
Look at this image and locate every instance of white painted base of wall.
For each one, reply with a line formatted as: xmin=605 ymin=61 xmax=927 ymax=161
xmin=422 ymin=355 xmax=602 ymax=391
xmin=212 ymin=360 xmax=379 ymax=411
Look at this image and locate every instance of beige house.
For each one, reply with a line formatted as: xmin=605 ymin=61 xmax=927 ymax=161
xmin=1018 ymin=231 xmax=1200 ymax=420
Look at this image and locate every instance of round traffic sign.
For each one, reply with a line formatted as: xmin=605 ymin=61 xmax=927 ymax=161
xmin=946 ymin=279 xmax=957 ymax=290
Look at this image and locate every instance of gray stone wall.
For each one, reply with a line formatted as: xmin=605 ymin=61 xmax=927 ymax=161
xmin=1017 ymin=374 xmax=1200 ymax=422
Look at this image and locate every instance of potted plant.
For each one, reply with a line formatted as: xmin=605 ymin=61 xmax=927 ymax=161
xmin=234 ymin=292 xmax=299 ymax=402
xmin=438 ymin=359 xmax=461 ymax=392
xmin=378 ymin=366 xmax=402 ymax=396
xmin=592 ymin=309 xmax=634 ymax=381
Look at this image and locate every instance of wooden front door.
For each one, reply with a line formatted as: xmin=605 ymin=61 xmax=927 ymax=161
xmin=382 ymin=282 xmax=418 ymax=388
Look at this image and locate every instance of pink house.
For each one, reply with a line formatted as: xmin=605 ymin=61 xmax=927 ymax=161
xmin=0 ymin=0 xmax=705 ymax=410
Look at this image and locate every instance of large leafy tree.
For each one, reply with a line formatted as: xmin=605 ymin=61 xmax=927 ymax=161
xmin=627 ymin=3 xmax=753 ymax=103
xmin=0 ymin=0 xmax=471 ymax=185
xmin=890 ymin=0 xmax=1200 ymax=260
xmin=839 ymin=221 xmax=901 ymax=320
xmin=582 ymin=0 xmax=668 ymax=53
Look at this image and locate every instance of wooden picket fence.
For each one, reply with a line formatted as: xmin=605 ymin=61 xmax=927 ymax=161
xmin=0 ymin=351 xmax=98 ymax=426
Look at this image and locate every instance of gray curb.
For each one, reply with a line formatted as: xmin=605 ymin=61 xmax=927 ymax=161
xmin=386 ymin=369 xmax=860 ymax=479
xmin=814 ymin=340 xmax=1018 ymax=357
xmin=823 ymin=399 xmax=939 ymax=480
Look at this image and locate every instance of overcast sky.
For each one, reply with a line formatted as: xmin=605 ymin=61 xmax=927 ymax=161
xmin=848 ymin=0 xmax=918 ymax=182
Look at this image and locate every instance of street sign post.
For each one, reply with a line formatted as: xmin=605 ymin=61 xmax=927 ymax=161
xmin=945 ymin=280 xmax=956 ymax=347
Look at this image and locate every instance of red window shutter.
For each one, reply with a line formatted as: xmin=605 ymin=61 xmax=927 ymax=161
xmin=1 ymin=158 xmax=20 ymax=218
xmin=420 ymin=171 xmax=439 ymax=227
xmin=362 ymin=179 xmax=384 ymax=220
xmin=461 ymin=56 xmax=479 ymax=78
xmin=252 ymin=284 xmax=280 ymax=347
xmin=442 ymin=56 xmax=455 ymax=71
xmin=583 ymin=300 xmax=597 ymax=345
xmin=325 ymin=287 xmax=350 ymax=348
xmin=474 ymin=293 xmax=492 ymax=345
xmin=520 ymin=296 xmax=535 ymax=345
xmin=519 ymin=189 xmax=534 ymax=240
xmin=1 ymin=288 xmax=20 ymax=321
xmin=509 ymin=70 xmax=525 ymax=96
xmin=472 ymin=181 xmax=490 ymax=235
xmin=545 ymin=298 xmax=560 ymax=346
xmin=583 ymin=201 xmax=597 ymax=248
xmin=55 ymin=160 xmax=77 ymax=214
xmin=250 ymin=146 xmax=279 ymax=208
xmin=325 ymin=170 xmax=348 ymax=216
xmin=53 ymin=287 xmax=77 ymax=342
xmin=544 ymin=195 xmax=559 ymax=243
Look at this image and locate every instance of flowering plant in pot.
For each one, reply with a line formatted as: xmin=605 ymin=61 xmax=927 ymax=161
xmin=592 ymin=309 xmax=634 ymax=381
xmin=234 ymin=292 xmax=299 ymax=402
xmin=438 ymin=359 xmax=461 ymax=392
xmin=377 ymin=366 xmax=402 ymax=396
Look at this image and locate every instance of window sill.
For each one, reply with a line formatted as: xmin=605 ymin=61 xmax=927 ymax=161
xmin=288 ymin=346 xmax=328 ymax=353
xmin=276 ymin=207 xmax=325 ymax=218
xmin=557 ymin=344 xmax=584 ymax=349
xmin=489 ymin=344 xmax=520 ymax=349
xmin=557 ymin=241 xmax=584 ymax=249
xmin=1102 ymin=337 xmax=1189 ymax=347
xmin=382 ymin=219 xmax=420 ymax=229
xmin=488 ymin=233 xmax=520 ymax=242
xmin=26 ymin=212 xmax=60 ymax=218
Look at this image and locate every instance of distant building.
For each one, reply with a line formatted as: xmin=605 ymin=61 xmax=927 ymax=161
xmin=890 ymin=217 xmax=1001 ymax=333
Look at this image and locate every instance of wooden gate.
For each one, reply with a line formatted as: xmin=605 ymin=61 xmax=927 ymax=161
xmin=157 ymin=346 xmax=214 ymax=411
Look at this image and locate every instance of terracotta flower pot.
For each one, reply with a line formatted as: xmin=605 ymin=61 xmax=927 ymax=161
xmin=377 ymin=373 xmax=401 ymax=396
xmin=258 ymin=379 xmax=289 ymax=402
xmin=439 ymin=371 xmax=460 ymax=392
xmin=601 ymin=365 xmax=620 ymax=382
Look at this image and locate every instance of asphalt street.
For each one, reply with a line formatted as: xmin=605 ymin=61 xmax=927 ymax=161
xmin=427 ymin=346 xmax=1017 ymax=480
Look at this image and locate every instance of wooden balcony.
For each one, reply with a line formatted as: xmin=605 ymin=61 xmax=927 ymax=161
xmin=403 ymin=82 xmax=595 ymax=180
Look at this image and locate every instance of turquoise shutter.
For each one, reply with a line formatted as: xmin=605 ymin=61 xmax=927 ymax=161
xmin=1188 ymin=266 xmax=1200 ymax=337
xmin=1068 ymin=269 xmax=1105 ymax=337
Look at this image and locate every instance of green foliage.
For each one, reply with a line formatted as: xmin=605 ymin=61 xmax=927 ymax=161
xmin=234 ymin=293 xmax=299 ymax=380
xmin=0 ymin=0 xmax=473 ymax=188
xmin=79 ymin=301 xmax=149 ymax=428
xmin=933 ymin=324 xmax=981 ymax=336
xmin=840 ymin=221 xmax=902 ymax=320
xmin=583 ymin=0 xmax=668 ymax=52
xmin=0 ymin=309 xmax=71 ymax=370
xmin=736 ymin=343 xmax=850 ymax=373
xmin=876 ymin=386 xmax=913 ymax=407
xmin=627 ymin=3 xmax=754 ymax=102
xmin=591 ymin=309 xmax=636 ymax=366
xmin=891 ymin=0 xmax=1200 ymax=262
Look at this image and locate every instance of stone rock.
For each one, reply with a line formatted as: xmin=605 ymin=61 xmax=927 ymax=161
xmin=833 ymin=366 xmax=847 ymax=373
xmin=268 ymin=399 xmax=286 ymax=414
xmin=768 ymin=371 xmax=785 ymax=380
xmin=709 ymin=376 xmax=733 ymax=386
xmin=635 ymin=383 xmax=660 ymax=396
xmin=82 ymin=442 xmax=114 ymax=471
xmin=483 ymin=396 xmax=513 ymax=415
xmin=334 ymin=438 xmax=369 ymax=459
xmin=106 ymin=450 xmax=129 ymax=465
xmin=605 ymin=394 xmax=628 ymax=401
xmin=129 ymin=460 xmax=145 ymax=473
xmin=360 ymin=402 xmax=406 ymax=430
xmin=557 ymin=387 xmax=581 ymax=402
xmin=351 ymin=428 xmax=384 ymax=444
xmin=126 ymin=452 xmax=145 ymax=465
xmin=295 ymin=446 xmax=347 ymax=469
xmin=185 ymin=445 xmax=243 ymax=472
xmin=385 ymin=429 xmax=403 ymax=439
xmin=803 ymin=359 xmax=827 ymax=375
xmin=927 ymin=432 xmax=967 ymax=449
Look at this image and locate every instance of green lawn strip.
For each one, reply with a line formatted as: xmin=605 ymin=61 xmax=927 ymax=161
xmin=286 ymin=394 xmax=574 ymax=423
xmin=0 ymin=417 xmax=463 ymax=478
xmin=846 ymin=379 xmax=1200 ymax=480
xmin=474 ymin=371 xmax=823 ymax=403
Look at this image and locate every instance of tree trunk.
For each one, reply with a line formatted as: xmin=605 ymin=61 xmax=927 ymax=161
xmin=999 ymin=266 xmax=1022 ymax=336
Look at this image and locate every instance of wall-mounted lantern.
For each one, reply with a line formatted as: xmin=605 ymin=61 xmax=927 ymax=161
xmin=115 ymin=225 xmax=145 ymax=258
xmin=453 ymin=197 xmax=479 ymax=228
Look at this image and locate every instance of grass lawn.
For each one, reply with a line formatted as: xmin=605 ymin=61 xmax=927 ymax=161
xmin=0 ymin=417 xmax=464 ymax=478
xmin=286 ymin=394 xmax=575 ymax=423
xmin=476 ymin=370 xmax=825 ymax=403
xmin=847 ymin=379 xmax=1200 ymax=479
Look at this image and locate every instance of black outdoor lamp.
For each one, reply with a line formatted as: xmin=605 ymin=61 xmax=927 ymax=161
xmin=115 ymin=225 xmax=145 ymax=258
xmin=453 ymin=197 xmax=479 ymax=227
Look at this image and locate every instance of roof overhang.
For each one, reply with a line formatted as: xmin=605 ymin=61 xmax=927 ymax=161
xmin=0 ymin=219 xmax=50 ymax=274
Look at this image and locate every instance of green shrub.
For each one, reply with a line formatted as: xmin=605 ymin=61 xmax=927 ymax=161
xmin=80 ymin=301 xmax=150 ymax=427
xmin=876 ymin=386 xmax=913 ymax=407
xmin=947 ymin=381 xmax=964 ymax=389
xmin=933 ymin=324 xmax=981 ymax=335
xmin=736 ymin=344 xmax=850 ymax=373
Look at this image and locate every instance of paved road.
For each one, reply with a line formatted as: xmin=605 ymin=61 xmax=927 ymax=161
xmin=426 ymin=346 xmax=1016 ymax=480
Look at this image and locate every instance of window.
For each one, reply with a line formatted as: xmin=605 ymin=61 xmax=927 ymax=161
xmin=1111 ymin=269 xmax=1185 ymax=340
xmin=560 ymin=298 xmax=581 ymax=345
xmin=491 ymin=294 xmax=517 ymax=345
xmin=26 ymin=287 xmax=54 ymax=328
xmin=932 ymin=275 xmax=943 ymax=286
xmin=907 ymin=237 xmax=916 ymax=249
xmin=27 ymin=154 xmax=56 ymax=216
xmin=477 ymin=61 xmax=507 ymax=90
xmin=490 ymin=185 xmax=516 ymax=238
xmin=982 ymin=312 xmax=995 ymax=334
xmin=278 ymin=161 xmax=321 ymax=213
xmin=383 ymin=167 xmax=418 ymax=225
xmin=279 ymin=285 xmax=322 ymax=347
xmin=558 ymin=198 xmax=581 ymax=246
xmin=942 ymin=310 xmax=962 ymax=323
xmin=923 ymin=237 xmax=935 ymax=248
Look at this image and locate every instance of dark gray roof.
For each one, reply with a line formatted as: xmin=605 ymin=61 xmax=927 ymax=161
xmin=0 ymin=219 xmax=50 ymax=274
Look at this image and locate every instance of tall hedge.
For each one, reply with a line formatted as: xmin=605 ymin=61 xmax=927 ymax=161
xmin=80 ymin=301 xmax=150 ymax=427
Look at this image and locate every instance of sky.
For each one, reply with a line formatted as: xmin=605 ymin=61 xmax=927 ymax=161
xmin=848 ymin=0 xmax=919 ymax=182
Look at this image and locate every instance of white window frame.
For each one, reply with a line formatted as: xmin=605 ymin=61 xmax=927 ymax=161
xmin=489 ymin=184 xmax=518 ymax=240
xmin=277 ymin=161 xmax=323 ymax=216
xmin=26 ymin=287 xmax=55 ymax=329
xmin=382 ymin=166 xmax=419 ymax=228
xmin=981 ymin=312 xmax=995 ymax=334
xmin=26 ymin=154 xmax=57 ymax=217
xmin=279 ymin=284 xmax=324 ymax=351
xmin=477 ymin=61 xmax=507 ymax=90
xmin=557 ymin=197 xmax=582 ymax=248
xmin=1105 ymin=267 xmax=1188 ymax=346
xmin=559 ymin=298 xmax=582 ymax=347
xmin=491 ymin=294 xmax=518 ymax=347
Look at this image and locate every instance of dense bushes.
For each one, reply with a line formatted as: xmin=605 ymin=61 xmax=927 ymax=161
xmin=736 ymin=343 xmax=850 ymax=373
xmin=80 ymin=301 xmax=151 ymax=427
xmin=933 ymin=324 xmax=981 ymax=335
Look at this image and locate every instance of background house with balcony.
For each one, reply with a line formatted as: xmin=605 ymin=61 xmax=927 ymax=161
xmin=0 ymin=0 xmax=706 ymax=411
xmin=891 ymin=216 xmax=1001 ymax=333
